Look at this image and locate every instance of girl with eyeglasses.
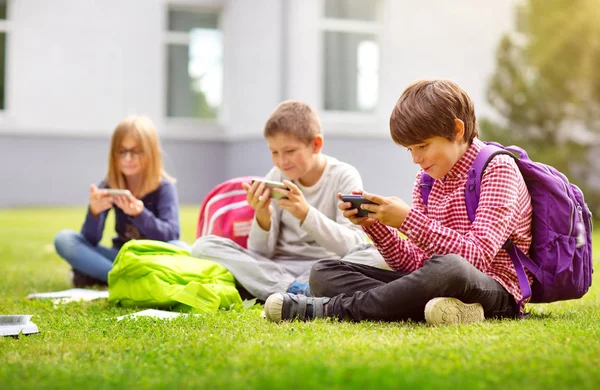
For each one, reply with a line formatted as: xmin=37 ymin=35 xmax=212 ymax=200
xmin=54 ymin=116 xmax=188 ymax=287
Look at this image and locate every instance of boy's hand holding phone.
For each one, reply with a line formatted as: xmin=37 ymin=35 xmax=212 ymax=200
xmin=338 ymin=191 xmax=377 ymax=227
xmin=89 ymin=184 xmax=114 ymax=216
xmin=249 ymin=179 xmax=289 ymax=200
xmin=242 ymin=180 xmax=275 ymax=231
xmin=338 ymin=191 xmax=411 ymax=229
xmin=363 ymin=192 xmax=411 ymax=228
xmin=276 ymin=180 xmax=310 ymax=223
xmin=243 ymin=179 xmax=310 ymax=226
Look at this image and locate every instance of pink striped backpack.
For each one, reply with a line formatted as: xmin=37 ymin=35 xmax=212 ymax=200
xmin=196 ymin=176 xmax=260 ymax=248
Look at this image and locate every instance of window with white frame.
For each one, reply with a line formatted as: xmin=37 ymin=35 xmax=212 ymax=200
xmin=322 ymin=0 xmax=381 ymax=113
xmin=0 ymin=0 xmax=8 ymax=110
xmin=165 ymin=8 xmax=222 ymax=119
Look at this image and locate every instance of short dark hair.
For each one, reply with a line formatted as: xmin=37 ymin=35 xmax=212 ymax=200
xmin=389 ymin=80 xmax=478 ymax=146
xmin=264 ymin=100 xmax=322 ymax=143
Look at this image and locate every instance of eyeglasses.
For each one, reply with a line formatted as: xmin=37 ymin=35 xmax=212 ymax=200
xmin=117 ymin=148 xmax=144 ymax=159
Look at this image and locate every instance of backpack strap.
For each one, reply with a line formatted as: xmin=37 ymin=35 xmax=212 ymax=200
xmin=465 ymin=144 xmax=511 ymax=221
xmin=467 ymin=144 xmax=533 ymax=314
xmin=419 ymin=143 xmax=508 ymax=210
xmin=419 ymin=173 xmax=435 ymax=205
xmin=503 ymin=242 xmax=533 ymax=314
xmin=419 ymin=144 xmax=534 ymax=314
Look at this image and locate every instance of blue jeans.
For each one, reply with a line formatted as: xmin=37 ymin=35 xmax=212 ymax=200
xmin=54 ymin=230 xmax=190 ymax=283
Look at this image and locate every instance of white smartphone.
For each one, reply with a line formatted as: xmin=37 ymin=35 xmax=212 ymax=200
xmin=251 ymin=179 xmax=288 ymax=200
xmin=104 ymin=189 xmax=131 ymax=196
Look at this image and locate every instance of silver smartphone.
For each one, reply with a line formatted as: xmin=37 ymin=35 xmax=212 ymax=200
xmin=104 ymin=189 xmax=131 ymax=196
xmin=251 ymin=179 xmax=288 ymax=200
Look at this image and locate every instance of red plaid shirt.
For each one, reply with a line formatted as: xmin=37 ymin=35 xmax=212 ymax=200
xmin=364 ymin=139 xmax=533 ymax=307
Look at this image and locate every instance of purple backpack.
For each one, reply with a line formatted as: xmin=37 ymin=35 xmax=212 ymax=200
xmin=420 ymin=142 xmax=593 ymax=309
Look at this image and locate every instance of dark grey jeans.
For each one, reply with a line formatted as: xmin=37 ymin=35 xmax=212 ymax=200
xmin=309 ymin=254 xmax=518 ymax=322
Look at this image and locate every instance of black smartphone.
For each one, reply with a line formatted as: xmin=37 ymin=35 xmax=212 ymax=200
xmin=340 ymin=194 xmax=377 ymax=217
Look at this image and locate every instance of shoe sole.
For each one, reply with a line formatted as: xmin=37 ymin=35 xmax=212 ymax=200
xmin=264 ymin=293 xmax=284 ymax=323
xmin=425 ymin=297 xmax=484 ymax=326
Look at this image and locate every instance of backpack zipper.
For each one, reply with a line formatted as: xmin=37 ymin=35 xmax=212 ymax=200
xmin=586 ymin=204 xmax=593 ymax=232
xmin=573 ymin=184 xmax=593 ymax=233
xmin=576 ymin=205 xmax=586 ymax=248
xmin=573 ymin=184 xmax=594 ymax=240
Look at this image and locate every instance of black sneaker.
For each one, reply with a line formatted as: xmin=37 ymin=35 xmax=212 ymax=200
xmin=264 ymin=293 xmax=330 ymax=322
xmin=70 ymin=269 xmax=108 ymax=288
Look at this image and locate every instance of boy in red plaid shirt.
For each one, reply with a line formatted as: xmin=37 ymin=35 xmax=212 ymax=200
xmin=264 ymin=80 xmax=533 ymax=325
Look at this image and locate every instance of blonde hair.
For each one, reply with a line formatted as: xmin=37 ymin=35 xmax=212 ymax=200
xmin=263 ymin=100 xmax=322 ymax=144
xmin=107 ymin=116 xmax=174 ymax=198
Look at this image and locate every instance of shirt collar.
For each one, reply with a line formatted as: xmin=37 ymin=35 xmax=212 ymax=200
xmin=443 ymin=138 xmax=485 ymax=181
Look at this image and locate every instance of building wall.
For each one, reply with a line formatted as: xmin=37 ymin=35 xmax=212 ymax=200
xmin=4 ymin=0 xmax=163 ymax=137
xmin=0 ymin=135 xmax=415 ymax=206
xmin=0 ymin=0 xmax=519 ymax=207
xmin=0 ymin=134 xmax=226 ymax=206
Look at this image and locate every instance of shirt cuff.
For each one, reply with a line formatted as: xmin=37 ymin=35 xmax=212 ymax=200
xmin=84 ymin=207 xmax=102 ymax=223
xmin=299 ymin=206 xmax=318 ymax=232
xmin=251 ymin=215 xmax=272 ymax=240
xmin=130 ymin=208 xmax=153 ymax=228
xmin=399 ymin=209 xmax=432 ymax=246
xmin=362 ymin=220 xmax=389 ymax=238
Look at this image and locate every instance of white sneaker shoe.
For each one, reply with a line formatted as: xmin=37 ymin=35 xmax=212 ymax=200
xmin=264 ymin=293 xmax=284 ymax=322
xmin=424 ymin=297 xmax=484 ymax=326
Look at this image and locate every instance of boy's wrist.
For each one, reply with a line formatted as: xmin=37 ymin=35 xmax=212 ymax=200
xmin=298 ymin=204 xmax=310 ymax=224
xmin=395 ymin=204 xmax=411 ymax=228
xmin=255 ymin=212 xmax=272 ymax=231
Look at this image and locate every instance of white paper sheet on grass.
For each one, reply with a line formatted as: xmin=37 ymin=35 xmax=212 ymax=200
xmin=116 ymin=299 xmax=259 ymax=321
xmin=0 ymin=315 xmax=39 ymax=337
xmin=26 ymin=288 xmax=109 ymax=303
xmin=116 ymin=309 xmax=199 ymax=321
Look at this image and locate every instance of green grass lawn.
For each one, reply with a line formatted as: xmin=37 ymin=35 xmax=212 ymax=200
xmin=1 ymin=207 xmax=599 ymax=389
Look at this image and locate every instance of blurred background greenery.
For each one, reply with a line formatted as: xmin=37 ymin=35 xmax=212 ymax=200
xmin=481 ymin=0 xmax=600 ymax=214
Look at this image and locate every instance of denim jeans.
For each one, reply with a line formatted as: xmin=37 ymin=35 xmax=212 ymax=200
xmin=309 ymin=254 xmax=518 ymax=322
xmin=54 ymin=229 xmax=189 ymax=283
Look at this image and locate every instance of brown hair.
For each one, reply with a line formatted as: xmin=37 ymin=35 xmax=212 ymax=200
xmin=263 ymin=100 xmax=322 ymax=143
xmin=389 ymin=79 xmax=478 ymax=146
xmin=107 ymin=116 xmax=174 ymax=198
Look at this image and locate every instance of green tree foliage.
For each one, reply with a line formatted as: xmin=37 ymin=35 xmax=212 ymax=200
xmin=194 ymin=88 xmax=217 ymax=119
xmin=482 ymin=0 xmax=600 ymax=213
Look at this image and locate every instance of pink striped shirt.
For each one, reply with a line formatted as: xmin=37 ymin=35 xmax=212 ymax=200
xmin=364 ymin=139 xmax=533 ymax=306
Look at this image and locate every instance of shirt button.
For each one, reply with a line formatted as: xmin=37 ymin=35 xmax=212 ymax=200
xmin=406 ymin=229 xmax=412 ymax=234
xmin=429 ymin=243 xmax=434 ymax=248
xmin=457 ymin=173 xmax=462 ymax=178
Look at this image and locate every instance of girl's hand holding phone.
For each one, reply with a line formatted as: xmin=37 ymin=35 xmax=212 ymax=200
xmin=89 ymin=184 xmax=114 ymax=216
xmin=112 ymin=191 xmax=144 ymax=217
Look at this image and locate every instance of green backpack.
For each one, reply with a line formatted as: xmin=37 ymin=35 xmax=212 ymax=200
xmin=108 ymin=240 xmax=242 ymax=313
